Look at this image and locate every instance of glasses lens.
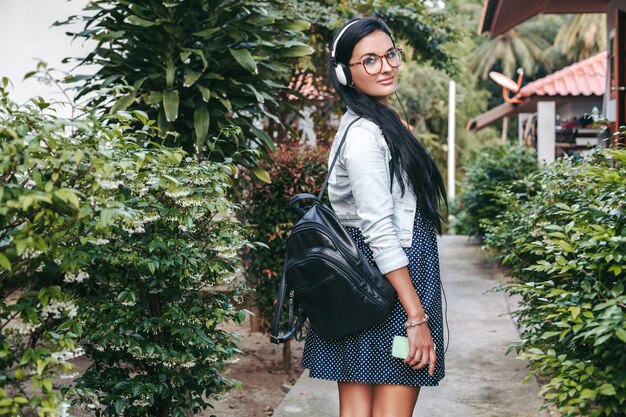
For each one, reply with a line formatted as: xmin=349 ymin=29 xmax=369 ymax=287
xmin=387 ymin=49 xmax=402 ymax=67
xmin=363 ymin=56 xmax=381 ymax=75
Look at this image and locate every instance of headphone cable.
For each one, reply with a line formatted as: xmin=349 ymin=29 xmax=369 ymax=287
xmin=394 ymin=91 xmax=410 ymax=130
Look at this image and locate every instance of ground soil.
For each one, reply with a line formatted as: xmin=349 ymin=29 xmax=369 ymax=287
xmin=204 ymin=321 xmax=305 ymax=417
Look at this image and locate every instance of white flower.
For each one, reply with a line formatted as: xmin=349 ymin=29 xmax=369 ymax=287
xmin=181 ymin=360 xmax=196 ymax=368
xmin=141 ymin=213 xmax=160 ymax=223
xmin=98 ymin=179 xmax=123 ymax=190
xmin=64 ymin=271 xmax=89 ymax=283
xmin=165 ymin=189 xmax=191 ymax=198
xmin=58 ymin=401 xmax=71 ymax=417
xmin=2 ymin=318 xmax=41 ymax=335
xmin=41 ymin=300 xmax=78 ymax=319
xmin=136 ymin=186 xmax=149 ymax=197
xmin=52 ymin=347 xmax=85 ymax=363
xmin=177 ymin=197 xmax=203 ymax=208
xmin=21 ymin=248 xmax=42 ymax=260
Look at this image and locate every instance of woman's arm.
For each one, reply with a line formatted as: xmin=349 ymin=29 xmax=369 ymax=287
xmin=386 ymin=266 xmax=436 ymax=375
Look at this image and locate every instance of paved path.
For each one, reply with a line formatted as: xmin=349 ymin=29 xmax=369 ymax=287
xmin=272 ymin=235 xmax=549 ymax=417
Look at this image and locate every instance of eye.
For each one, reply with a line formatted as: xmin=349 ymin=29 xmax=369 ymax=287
xmin=363 ymin=55 xmax=378 ymax=66
xmin=386 ymin=49 xmax=397 ymax=59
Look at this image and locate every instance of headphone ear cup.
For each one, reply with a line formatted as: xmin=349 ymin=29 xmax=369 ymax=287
xmin=334 ymin=63 xmax=351 ymax=86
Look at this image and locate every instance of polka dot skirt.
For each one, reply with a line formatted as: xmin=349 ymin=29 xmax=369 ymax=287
xmin=301 ymin=209 xmax=445 ymax=386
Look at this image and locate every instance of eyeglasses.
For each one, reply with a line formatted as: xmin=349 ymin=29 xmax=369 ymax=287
xmin=348 ymin=48 xmax=403 ymax=75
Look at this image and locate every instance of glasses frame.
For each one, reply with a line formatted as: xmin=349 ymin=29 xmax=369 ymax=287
xmin=348 ymin=48 xmax=403 ymax=75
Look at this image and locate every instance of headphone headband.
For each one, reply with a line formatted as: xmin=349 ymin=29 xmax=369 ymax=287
xmin=331 ymin=19 xmax=361 ymax=61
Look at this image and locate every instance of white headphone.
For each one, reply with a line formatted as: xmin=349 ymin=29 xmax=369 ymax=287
xmin=331 ymin=20 xmax=361 ymax=86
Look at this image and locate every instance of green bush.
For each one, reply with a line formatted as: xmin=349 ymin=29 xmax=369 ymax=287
xmin=483 ymin=149 xmax=626 ymax=417
xmin=241 ymin=143 xmax=328 ymax=330
xmin=0 ymin=81 xmax=247 ymax=417
xmin=452 ymin=145 xmax=538 ymax=237
xmin=0 ymin=80 xmax=125 ymax=416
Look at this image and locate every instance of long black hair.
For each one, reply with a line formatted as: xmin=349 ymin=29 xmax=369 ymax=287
xmin=330 ymin=18 xmax=448 ymax=234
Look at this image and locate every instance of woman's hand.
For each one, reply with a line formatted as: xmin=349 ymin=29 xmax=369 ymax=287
xmin=405 ymin=324 xmax=436 ymax=375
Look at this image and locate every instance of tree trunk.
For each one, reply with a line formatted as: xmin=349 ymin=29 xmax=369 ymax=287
xmin=282 ymin=340 xmax=292 ymax=372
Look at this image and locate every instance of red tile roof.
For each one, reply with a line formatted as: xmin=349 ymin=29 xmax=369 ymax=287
xmin=519 ymin=51 xmax=606 ymax=97
xmin=467 ymin=51 xmax=606 ymax=131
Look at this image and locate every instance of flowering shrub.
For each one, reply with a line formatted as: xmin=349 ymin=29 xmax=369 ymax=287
xmin=241 ymin=143 xmax=329 ymax=330
xmin=0 ymin=81 xmax=247 ymax=416
xmin=452 ymin=145 xmax=538 ymax=237
xmin=483 ymin=149 xmax=626 ymax=417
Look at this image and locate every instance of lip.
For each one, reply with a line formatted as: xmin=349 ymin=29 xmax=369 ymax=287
xmin=377 ymin=77 xmax=395 ymax=85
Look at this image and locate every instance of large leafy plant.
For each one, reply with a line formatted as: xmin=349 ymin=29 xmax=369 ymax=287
xmin=483 ymin=149 xmax=626 ymax=417
xmin=61 ymin=0 xmax=313 ymax=166
xmin=0 ymin=80 xmax=248 ymax=417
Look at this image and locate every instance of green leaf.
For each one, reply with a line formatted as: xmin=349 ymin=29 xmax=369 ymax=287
xmin=229 ymin=48 xmax=257 ymax=74
xmin=127 ymin=15 xmax=156 ymax=27
xmin=252 ymin=168 xmax=271 ymax=184
xmin=110 ymin=92 xmax=135 ymax=114
xmin=162 ymin=89 xmax=179 ymax=122
xmin=579 ymin=388 xmax=597 ymax=400
xmin=54 ymin=188 xmax=81 ymax=209
xmin=166 ymin=59 xmax=175 ymax=88
xmin=197 ymin=85 xmax=211 ymax=102
xmin=569 ymin=306 xmax=580 ymax=320
xmin=219 ymin=97 xmax=232 ymax=113
xmin=597 ymin=383 xmax=616 ymax=396
xmin=0 ymin=253 xmax=11 ymax=272
xmin=250 ymin=125 xmax=275 ymax=153
xmin=193 ymin=28 xmax=220 ymax=38
xmin=275 ymin=20 xmax=310 ymax=31
xmin=144 ymin=90 xmax=162 ymax=105
xmin=194 ymin=104 xmax=210 ymax=142
xmin=280 ymin=45 xmax=314 ymax=58
xmin=184 ymin=69 xmax=202 ymax=87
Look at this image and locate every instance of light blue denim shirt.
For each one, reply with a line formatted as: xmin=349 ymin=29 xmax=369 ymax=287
xmin=327 ymin=109 xmax=417 ymax=275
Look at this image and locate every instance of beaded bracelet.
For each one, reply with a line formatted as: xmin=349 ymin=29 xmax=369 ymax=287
xmin=404 ymin=313 xmax=429 ymax=329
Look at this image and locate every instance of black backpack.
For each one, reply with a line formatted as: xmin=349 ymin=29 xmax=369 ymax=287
xmin=270 ymin=117 xmax=397 ymax=343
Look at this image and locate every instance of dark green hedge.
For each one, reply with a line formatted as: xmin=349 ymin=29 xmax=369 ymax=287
xmin=483 ymin=149 xmax=626 ymax=417
xmin=452 ymin=145 xmax=538 ymax=237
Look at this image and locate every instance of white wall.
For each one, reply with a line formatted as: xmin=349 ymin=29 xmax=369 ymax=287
xmin=0 ymin=0 xmax=91 ymax=108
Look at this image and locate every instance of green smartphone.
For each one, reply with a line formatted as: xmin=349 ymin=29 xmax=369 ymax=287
xmin=391 ymin=336 xmax=436 ymax=359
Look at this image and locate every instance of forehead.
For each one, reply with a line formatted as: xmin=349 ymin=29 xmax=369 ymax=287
xmin=351 ymin=30 xmax=394 ymax=57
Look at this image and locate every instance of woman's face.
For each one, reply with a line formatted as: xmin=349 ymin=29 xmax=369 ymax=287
xmin=348 ymin=30 xmax=399 ymax=105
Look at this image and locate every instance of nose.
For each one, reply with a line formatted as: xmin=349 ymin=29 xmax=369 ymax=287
xmin=380 ymin=56 xmax=392 ymax=74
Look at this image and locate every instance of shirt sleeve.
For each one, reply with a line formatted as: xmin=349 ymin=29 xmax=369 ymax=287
xmin=341 ymin=125 xmax=409 ymax=274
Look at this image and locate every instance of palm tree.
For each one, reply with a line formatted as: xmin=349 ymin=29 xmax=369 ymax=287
xmin=468 ymin=27 xmax=549 ymax=80
xmin=554 ymin=14 xmax=606 ymax=61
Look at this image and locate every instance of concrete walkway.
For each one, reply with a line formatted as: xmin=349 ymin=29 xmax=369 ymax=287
xmin=272 ymin=235 xmax=549 ymax=417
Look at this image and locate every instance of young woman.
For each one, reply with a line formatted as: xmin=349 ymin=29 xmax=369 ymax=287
xmin=301 ymin=18 xmax=447 ymax=417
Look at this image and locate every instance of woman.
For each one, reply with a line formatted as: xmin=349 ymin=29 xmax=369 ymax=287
xmin=301 ymin=18 xmax=447 ymax=417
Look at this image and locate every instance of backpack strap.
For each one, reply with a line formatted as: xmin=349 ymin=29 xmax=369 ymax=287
xmin=270 ymin=271 xmax=306 ymax=344
xmin=317 ymin=116 xmax=362 ymax=201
